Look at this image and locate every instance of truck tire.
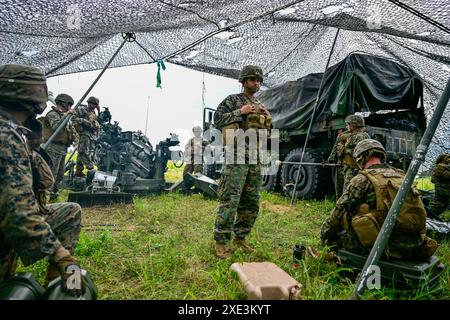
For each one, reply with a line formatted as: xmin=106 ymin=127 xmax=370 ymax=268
xmin=281 ymin=148 xmax=329 ymax=199
xmin=262 ymin=169 xmax=281 ymax=191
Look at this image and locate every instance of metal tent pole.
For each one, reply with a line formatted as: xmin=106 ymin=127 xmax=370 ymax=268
xmin=351 ymin=76 xmax=450 ymax=300
xmin=42 ymin=33 xmax=135 ymax=150
xmin=290 ymin=28 xmax=340 ymax=206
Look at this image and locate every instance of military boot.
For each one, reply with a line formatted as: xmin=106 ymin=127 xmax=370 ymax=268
xmin=233 ymin=238 xmax=255 ymax=253
xmin=215 ymin=242 xmax=231 ymax=259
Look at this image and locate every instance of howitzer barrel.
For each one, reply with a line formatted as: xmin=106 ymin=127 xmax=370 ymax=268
xmin=42 ymin=34 xmax=132 ymax=150
xmin=275 ymin=160 xmax=340 ymax=167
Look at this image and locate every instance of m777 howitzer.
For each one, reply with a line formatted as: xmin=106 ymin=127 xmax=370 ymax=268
xmin=66 ymin=108 xmax=182 ymax=206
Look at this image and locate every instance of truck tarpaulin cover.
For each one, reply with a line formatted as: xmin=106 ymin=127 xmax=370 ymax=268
xmin=1 ymin=0 xmax=448 ymax=163
xmin=257 ymin=52 xmax=423 ymax=131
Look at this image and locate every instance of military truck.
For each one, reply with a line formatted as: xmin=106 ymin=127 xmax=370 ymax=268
xmin=203 ymin=52 xmax=426 ymax=199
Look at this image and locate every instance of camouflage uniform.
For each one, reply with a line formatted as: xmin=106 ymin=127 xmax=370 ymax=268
xmin=429 ymin=154 xmax=450 ymax=216
xmin=320 ymin=163 xmax=437 ymax=260
xmin=0 ymin=110 xmax=81 ymax=282
xmin=328 ymin=130 xmax=350 ymax=199
xmin=213 ymin=92 xmax=269 ymax=243
xmin=43 ymin=107 xmax=77 ymax=192
xmin=328 ymin=128 xmax=370 ymax=198
xmin=183 ymin=136 xmax=208 ymax=177
xmin=73 ymin=106 xmax=99 ymax=175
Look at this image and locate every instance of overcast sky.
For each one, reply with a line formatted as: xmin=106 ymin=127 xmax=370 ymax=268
xmin=45 ymin=62 xmax=241 ymax=149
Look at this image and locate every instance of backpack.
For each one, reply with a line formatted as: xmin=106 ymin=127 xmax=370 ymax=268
xmin=351 ymin=167 xmax=426 ymax=248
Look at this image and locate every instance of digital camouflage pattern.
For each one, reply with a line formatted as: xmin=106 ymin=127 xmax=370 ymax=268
xmin=214 ymin=93 xmax=269 ymax=163
xmin=239 ymin=65 xmax=263 ymax=83
xmin=320 ymin=164 xmax=437 ymax=259
xmin=328 ymin=128 xmax=370 ymax=198
xmin=0 ymin=110 xmax=81 ymax=282
xmin=73 ymin=107 xmax=99 ymax=174
xmin=213 ymin=88 xmax=269 ymax=244
xmin=0 ymin=64 xmax=48 ymax=115
xmin=429 ymin=153 xmax=450 ymax=216
xmin=214 ymin=164 xmax=261 ymax=243
xmin=345 ymin=114 xmax=365 ymax=127
xmin=43 ymin=108 xmax=78 ymax=190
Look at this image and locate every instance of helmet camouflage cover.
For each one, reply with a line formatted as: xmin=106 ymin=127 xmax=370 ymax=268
xmin=0 ymin=64 xmax=48 ymax=115
xmin=353 ymin=139 xmax=387 ymax=166
xmin=239 ymin=65 xmax=263 ymax=83
xmin=345 ymin=114 xmax=365 ymax=127
xmin=87 ymin=96 xmax=99 ymax=105
xmin=55 ymin=93 xmax=74 ymax=106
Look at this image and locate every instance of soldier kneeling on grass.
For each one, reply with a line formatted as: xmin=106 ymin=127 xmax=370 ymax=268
xmin=0 ymin=64 xmax=85 ymax=296
xmin=320 ymin=139 xmax=438 ymax=260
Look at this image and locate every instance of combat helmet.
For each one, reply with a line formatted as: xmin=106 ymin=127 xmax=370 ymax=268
xmin=87 ymin=96 xmax=99 ymax=105
xmin=353 ymin=139 xmax=387 ymax=168
xmin=55 ymin=93 xmax=74 ymax=109
xmin=345 ymin=114 xmax=365 ymax=127
xmin=0 ymin=64 xmax=48 ymax=115
xmin=239 ymin=65 xmax=263 ymax=83
xmin=192 ymin=125 xmax=202 ymax=133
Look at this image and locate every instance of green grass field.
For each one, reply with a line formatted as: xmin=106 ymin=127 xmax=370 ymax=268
xmin=17 ymin=166 xmax=450 ymax=300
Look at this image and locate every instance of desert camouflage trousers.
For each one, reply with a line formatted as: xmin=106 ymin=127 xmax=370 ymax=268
xmin=46 ymin=143 xmax=68 ymax=191
xmin=0 ymin=202 xmax=82 ymax=282
xmin=76 ymin=135 xmax=95 ymax=171
xmin=429 ymin=182 xmax=450 ymax=216
xmin=214 ymin=164 xmax=261 ymax=243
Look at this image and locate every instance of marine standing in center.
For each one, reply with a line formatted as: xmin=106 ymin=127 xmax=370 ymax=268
xmin=213 ymin=65 xmax=272 ymax=258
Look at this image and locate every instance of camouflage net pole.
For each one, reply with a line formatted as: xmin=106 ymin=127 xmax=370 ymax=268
xmin=42 ymin=32 xmax=135 ymax=150
xmin=351 ymin=76 xmax=450 ymax=300
xmin=290 ymin=28 xmax=340 ymax=206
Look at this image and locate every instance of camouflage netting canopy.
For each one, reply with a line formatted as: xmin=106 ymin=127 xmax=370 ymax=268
xmin=1 ymin=0 xmax=449 ymax=165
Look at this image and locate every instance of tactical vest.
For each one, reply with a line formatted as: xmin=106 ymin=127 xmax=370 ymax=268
xmin=350 ymin=168 xmax=426 ymax=248
xmin=340 ymin=131 xmax=363 ymax=168
xmin=221 ymin=95 xmax=271 ymax=146
xmin=41 ymin=110 xmax=73 ymax=146
xmin=241 ymin=95 xmax=272 ymax=131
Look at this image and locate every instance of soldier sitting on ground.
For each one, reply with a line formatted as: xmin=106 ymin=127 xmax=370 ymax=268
xmin=321 ymin=139 xmax=438 ymax=260
xmin=0 ymin=64 xmax=85 ymax=295
xmin=428 ymin=153 xmax=450 ymax=218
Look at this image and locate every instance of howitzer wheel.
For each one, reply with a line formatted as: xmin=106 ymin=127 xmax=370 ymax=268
xmin=281 ymin=148 xmax=330 ymax=199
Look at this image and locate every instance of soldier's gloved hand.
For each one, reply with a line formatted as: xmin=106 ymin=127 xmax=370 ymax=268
xmin=52 ymin=250 xmax=86 ymax=296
